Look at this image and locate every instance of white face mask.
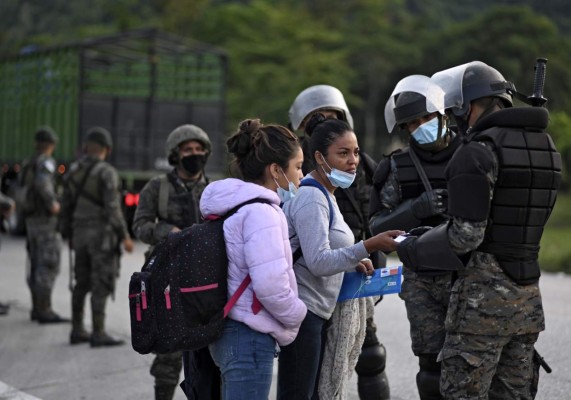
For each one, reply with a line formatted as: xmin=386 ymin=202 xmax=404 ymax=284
xmin=274 ymin=170 xmax=297 ymax=203
xmin=320 ymin=155 xmax=356 ymax=189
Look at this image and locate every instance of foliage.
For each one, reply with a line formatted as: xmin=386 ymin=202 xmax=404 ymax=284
xmin=548 ymin=111 xmax=571 ymax=189
xmin=164 ymin=0 xmax=354 ymax=129
xmin=540 ymin=193 xmax=571 ymax=273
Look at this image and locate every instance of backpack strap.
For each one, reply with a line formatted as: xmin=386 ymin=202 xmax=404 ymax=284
xmin=219 ymin=197 xmax=274 ymax=317
xmin=292 ymin=178 xmax=334 ymax=263
xmin=158 ymin=175 xmax=169 ymax=221
xmin=221 ymin=198 xmax=273 ymax=220
xmin=223 ymin=275 xmax=252 ymax=318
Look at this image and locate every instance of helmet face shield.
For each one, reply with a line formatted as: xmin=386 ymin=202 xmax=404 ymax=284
xmin=384 ymin=75 xmax=445 ymax=133
xmin=431 ymin=61 xmax=514 ymax=117
xmin=289 ymin=85 xmax=354 ymax=130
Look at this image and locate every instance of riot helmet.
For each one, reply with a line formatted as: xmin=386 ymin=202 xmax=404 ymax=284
xmin=85 ymin=127 xmax=113 ymax=148
xmin=384 ymin=75 xmax=445 ymax=133
xmin=431 ymin=61 xmax=514 ymax=118
xmin=288 ymin=85 xmax=354 ymax=131
xmin=166 ymin=124 xmax=211 ymax=165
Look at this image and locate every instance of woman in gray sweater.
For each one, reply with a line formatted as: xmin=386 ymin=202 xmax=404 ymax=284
xmin=278 ymin=114 xmax=402 ymax=399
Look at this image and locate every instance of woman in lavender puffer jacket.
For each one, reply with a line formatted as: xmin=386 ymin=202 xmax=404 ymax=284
xmin=200 ymin=119 xmax=307 ymax=400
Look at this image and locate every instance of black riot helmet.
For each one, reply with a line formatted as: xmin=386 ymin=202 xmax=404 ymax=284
xmin=432 ymin=61 xmax=514 ymax=118
xmin=394 ymin=91 xmax=430 ymax=129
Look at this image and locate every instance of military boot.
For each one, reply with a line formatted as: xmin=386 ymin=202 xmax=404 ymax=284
xmin=36 ymin=294 xmax=69 ymax=324
xmin=70 ymin=301 xmax=90 ymax=344
xmin=30 ymin=292 xmax=39 ymax=321
xmin=154 ymin=384 xmax=176 ymax=400
xmin=90 ymin=313 xmax=125 ymax=347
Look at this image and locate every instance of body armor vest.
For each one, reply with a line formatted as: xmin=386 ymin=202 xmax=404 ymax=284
xmin=475 ymin=125 xmax=561 ymax=284
xmin=393 ymin=137 xmax=461 ymax=227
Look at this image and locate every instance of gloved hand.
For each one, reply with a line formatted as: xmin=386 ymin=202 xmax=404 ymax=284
xmin=396 ymin=236 xmax=418 ymax=272
xmin=411 ymin=189 xmax=448 ymax=219
xmin=408 ymin=225 xmax=433 ymax=237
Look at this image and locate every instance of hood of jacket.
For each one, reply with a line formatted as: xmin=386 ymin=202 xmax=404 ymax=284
xmin=200 ymin=178 xmax=280 ymax=217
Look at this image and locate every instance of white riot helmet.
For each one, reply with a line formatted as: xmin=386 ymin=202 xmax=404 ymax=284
xmin=288 ymin=85 xmax=354 ymax=131
xmin=384 ymin=75 xmax=446 ymax=133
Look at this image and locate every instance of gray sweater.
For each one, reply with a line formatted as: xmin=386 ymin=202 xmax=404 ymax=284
xmin=282 ymin=179 xmax=369 ymax=319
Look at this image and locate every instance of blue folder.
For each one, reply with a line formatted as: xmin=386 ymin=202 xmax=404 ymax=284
xmin=337 ymin=265 xmax=403 ymax=302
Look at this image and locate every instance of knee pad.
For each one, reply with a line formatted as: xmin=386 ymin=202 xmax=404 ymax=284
xmin=358 ymin=371 xmax=390 ymax=400
xmin=416 ymin=354 xmax=443 ymax=400
xmin=356 ymin=343 xmax=386 ymax=376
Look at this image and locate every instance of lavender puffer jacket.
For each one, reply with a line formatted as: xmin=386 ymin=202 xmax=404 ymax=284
xmin=200 ymin=178 xmax=307 ymax=346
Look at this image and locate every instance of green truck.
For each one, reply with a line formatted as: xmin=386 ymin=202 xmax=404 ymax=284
xmin=0 ymin=28 xmax=227 ymax=229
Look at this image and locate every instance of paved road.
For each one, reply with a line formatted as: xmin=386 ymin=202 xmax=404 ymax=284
xmin=1 ymin=233 xmax=570 ymax=399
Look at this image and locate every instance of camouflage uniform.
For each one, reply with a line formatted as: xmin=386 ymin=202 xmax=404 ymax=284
xmin=133 ymin=169 xmax=217 ymax=400
xmin=370 ymin=139 xmax=459 ymax=400
xmin=21 ymin=153 xmax=63 ymax=321
xmin=397 ymin=105 xmax=560 ymax=399
xmin=61 ymin=154 xmax=130 ymax=343
xmin=440 ymin=146 xmax=546 ymax=400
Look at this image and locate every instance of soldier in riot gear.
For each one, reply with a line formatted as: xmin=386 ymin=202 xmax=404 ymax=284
xmin=21 ymin=127 xmax=69 ymax=324
xmin=289 ymin=85 xmax=390 ymax=400
xmin=60 ymin=127 xmax=134 ymax=347
xmin=132 ymin=125 xmax=220 ymax=400
xmin=369 ymin=75 xmax=461 ymax=400
xmin=397 ymin=61 xmax=560 ymax=399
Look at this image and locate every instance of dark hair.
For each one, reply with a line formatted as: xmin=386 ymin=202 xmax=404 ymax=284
xmin=226 ymin=118 xmax=300 ymax=181
xmin=306 ymin=113 xmax=352 ymax=160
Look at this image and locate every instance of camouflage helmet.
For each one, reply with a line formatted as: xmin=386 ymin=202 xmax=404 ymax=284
xmin=431 ymin=61 xmax=514 ymax=117
xmin=166 ymin=124 xmax=211 ymax=165
xmin=288 ymin=85 xmax=354 ymax=131
xmin=85 ymin=127 xmax=113 ymax=148
xmin=34 ymin=126 xmax=58 ymax=144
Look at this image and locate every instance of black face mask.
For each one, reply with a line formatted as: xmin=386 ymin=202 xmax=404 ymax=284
xmin=180 ymin=154 xmax=207 ymax=175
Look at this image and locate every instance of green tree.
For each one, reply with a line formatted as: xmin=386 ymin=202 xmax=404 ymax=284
xmin=164 ymin=0 xmax=353 ymax=130
xmin=419 ymin=6 xmax=571 ymax=111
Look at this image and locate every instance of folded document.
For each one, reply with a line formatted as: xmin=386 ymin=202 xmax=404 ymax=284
xmin=337 ymin=265 xmax=403 ymax=302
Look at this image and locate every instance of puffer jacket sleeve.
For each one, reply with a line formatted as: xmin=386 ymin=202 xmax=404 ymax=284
xmin=241 ymin=203 xmax=307 ymax=329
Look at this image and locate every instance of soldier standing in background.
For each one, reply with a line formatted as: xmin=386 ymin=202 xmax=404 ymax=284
xmin=0 ymin=192 xmax=16 ymax=316
xmin=21 ymin=127 xmax=69 ymax=324
xmin=132 ymin=125 xmax=220 ymax=400
xmin=288 ymin=85 xmax=390 ymax=400
xmin=369 ymin=75 xmax=460 ymax=400
xmin=60 ymin=127 xmax=133 ymax=347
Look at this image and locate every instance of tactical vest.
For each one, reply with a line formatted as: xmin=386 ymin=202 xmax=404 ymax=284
xmin=476 ymin=126 xmax=561 ymax=284
xmin=159 ymin=171 xmax=207 ymax=230
xmin=393 ymin=137 xmax=461 ymax=226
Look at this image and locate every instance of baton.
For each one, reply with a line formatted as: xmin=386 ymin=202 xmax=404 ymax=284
xmin=534 ymin=349 xmax=552 ymax=374
xmin=528 ymin=58 xmax=548 ymax=107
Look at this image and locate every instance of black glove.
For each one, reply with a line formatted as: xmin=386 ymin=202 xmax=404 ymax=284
xmin=411 ymin=189 xmax=448 ymax=219
xmin=396 ymin=236 xmax=418 ymax=272
xmin=407 ymin=225 xmax=433 ymax=237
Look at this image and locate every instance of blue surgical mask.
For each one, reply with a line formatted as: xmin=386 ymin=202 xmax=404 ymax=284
xmin=320 ymin=155 xmax=356 ymax=189
xmin=275 ymin=170 xmax=297 ymax=203
xmin=411 ymin=118 xmax=445 ymax=145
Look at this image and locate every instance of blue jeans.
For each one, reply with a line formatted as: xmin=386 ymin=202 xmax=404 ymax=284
xmin=277 ymin=311 xmax=328 ymax=400
xmin=209 ymin=319 xmax=276 ymax=400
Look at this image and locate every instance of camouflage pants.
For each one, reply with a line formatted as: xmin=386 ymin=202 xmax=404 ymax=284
xmin=25 ymin=218 xmax=61 ymax=294
xmin=151 ymin=351 xmax=183 ymax=387
xmin=72 ymin=227 xmax=119 ymax=315
xmin=439 ymin=332 xmax=540 ymax=400
xmin=399 ymin=272 xmax=452 ymax=355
